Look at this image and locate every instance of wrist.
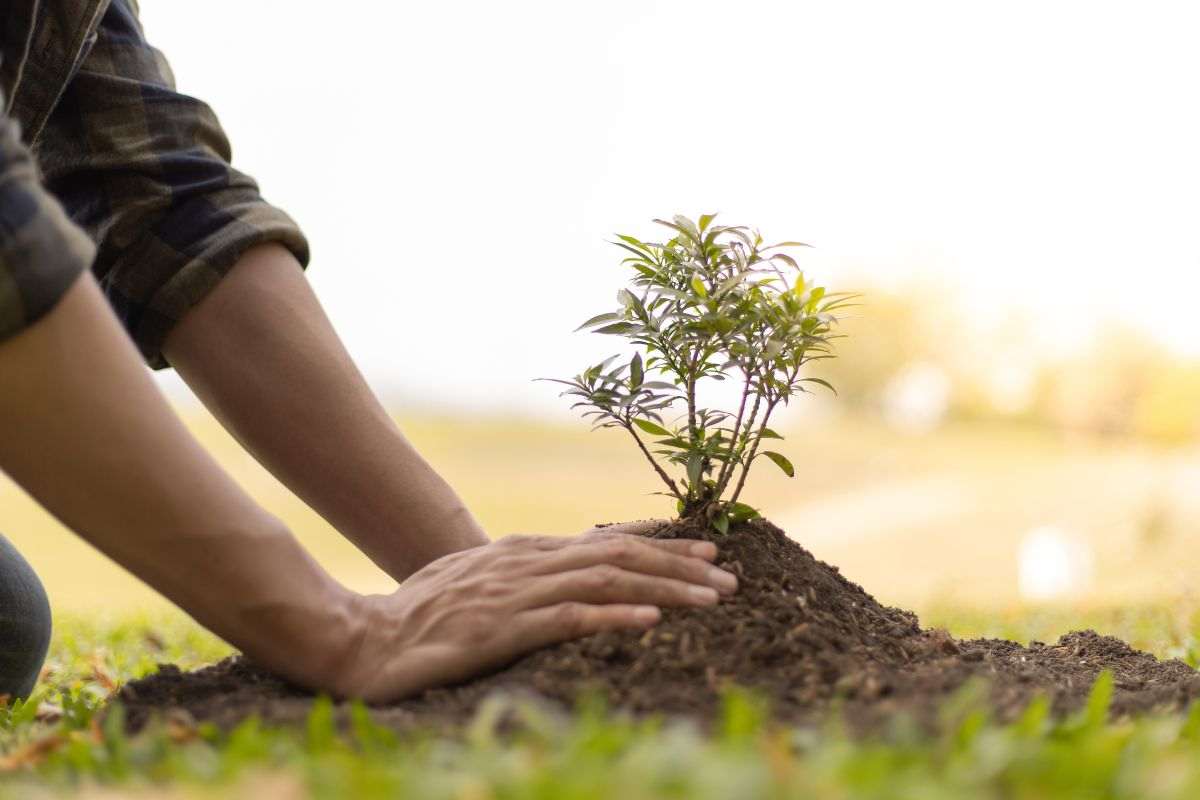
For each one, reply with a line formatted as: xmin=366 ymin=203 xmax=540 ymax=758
xmin=304 ymin=588 xmax=373 ymax=697
xmin=209 ymin=516 xmax=367 ymax=693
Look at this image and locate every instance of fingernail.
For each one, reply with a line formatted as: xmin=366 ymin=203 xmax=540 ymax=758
xmin=690 ymin=542 xmax=716 ymax=559
xmin=634 ymin=606 xmax=661 ymax=625
xmin=709 ymin=566 xmax=738 ymax=594
xmin=689 ymin=585 xmax=719 ymax=604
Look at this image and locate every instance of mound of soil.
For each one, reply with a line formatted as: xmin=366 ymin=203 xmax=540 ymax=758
xmin=116 ymin=519 xmax=1200 ymax=735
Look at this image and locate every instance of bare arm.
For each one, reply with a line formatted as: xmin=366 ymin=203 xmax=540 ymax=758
xmin=162 ymin=243 xmax=488 ymax=581
xmin=0 ymin=272 xmax=737 ymax=699
xmin=0 ymin=273 xmax=356 ymax=685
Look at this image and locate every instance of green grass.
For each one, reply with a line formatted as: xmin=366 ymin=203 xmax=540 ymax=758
xmin=5 ymin=608 xmax=1200 ymax=798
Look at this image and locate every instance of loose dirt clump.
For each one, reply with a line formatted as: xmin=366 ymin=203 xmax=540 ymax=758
xmin=116 ymin=519 xmax=1200 ymax=735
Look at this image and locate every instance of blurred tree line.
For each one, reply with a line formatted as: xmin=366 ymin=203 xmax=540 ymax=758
xmin=811 ymin=288 xmax=1200 ymax=445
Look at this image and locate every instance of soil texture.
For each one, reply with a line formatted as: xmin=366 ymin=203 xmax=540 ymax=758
xmin=116 ymin=519 xmax=1200 ymax=735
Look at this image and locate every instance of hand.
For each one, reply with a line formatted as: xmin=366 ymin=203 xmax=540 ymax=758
xmin=323 ymin=521 xmax=737 ymax=702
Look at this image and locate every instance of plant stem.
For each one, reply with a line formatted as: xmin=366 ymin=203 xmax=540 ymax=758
xmin=685 ymin=361 xmax=699 ymax=440
xmin=624 ymin=422 xmax=685 ymax=502
xmin=720 ymin=390 xmax=762 ymax=500
xmin=729 ymin=397 xmax=779 ymax=505
xmin=715 ymin=367 xmax=754 ymax=494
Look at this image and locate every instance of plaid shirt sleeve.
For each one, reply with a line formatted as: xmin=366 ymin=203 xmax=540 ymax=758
xmin=32 ymin=0 xmax=310 ymax=369
xmin=0 ymin=104 xmax=94 ymax=343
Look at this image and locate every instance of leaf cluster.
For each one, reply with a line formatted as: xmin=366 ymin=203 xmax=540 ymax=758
xmin=545 ymin=214 xmax=853 ymax=532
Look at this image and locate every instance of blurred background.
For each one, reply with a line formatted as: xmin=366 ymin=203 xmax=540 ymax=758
xmin=6 ymin=0 xmax=1200 ymax=620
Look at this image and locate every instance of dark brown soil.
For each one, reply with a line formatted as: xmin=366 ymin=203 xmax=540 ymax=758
xmin=115 ymin=519 xmax=1200 ymax=735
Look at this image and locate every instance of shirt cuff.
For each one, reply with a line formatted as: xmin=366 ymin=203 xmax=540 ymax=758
xmin=101 ymin=191 xmax=310 ymax=370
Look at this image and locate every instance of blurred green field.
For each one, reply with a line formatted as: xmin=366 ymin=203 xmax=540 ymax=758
xmin=5 ymin=407 xmax=1199 ymax=613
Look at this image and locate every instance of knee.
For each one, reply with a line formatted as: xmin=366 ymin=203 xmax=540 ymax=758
xmin=0 ymin=538 xmax=52 ymax=700
xmin=23 ymin=573 xmax=52 ymax=660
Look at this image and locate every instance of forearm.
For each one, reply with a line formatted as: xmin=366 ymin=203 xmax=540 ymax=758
xmin=0 ymin=274 xmax=357 ymax=687
xmin=162 ymin=243 xmax=488 ymax=583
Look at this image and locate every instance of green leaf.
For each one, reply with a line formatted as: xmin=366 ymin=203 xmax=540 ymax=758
xmin=1082 ymin=670 xmax=1114 ymax=730
xmin=758 ymin=428 xmax=784 ymax=440
xmin=629 ymin=353 xmax=644 ymax=389
xmin=687 ymin=453 xmax=703 ymax=487
xmin=771 ymin=252 xmax=800 ymax=270
xmin=728 ymin=502 xmax=760 ymax=522
xmin=633 ymin=417 xmax=671 ymax=436
xmin=698 ymin=213 xmax=717 ymax=232
xmin=760 ymin=451 xmax=795 ymax=477
xmin=800 ymin=377 xmax=838 ymax=395
xmin=575 ymin=312 xmax=622 ymax=331
xmin=711 ymin=513 xmax=730 ymax=535
xmin=690 ymin=275 xmax=708 ymax=298
xmin=673 ymin=214 xmax=702 ymax=242
xmin=594 ymin=322 xmax=640 ymax=335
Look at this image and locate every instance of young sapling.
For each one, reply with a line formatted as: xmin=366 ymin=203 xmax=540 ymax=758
xmin=544 ymin=214 xmax=853 ymax=533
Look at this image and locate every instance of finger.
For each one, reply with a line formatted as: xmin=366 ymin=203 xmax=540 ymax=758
xmin=497 ymin=530 xmax=705 ymax=557
xmin=516 ymin=565 xmax=721 ymax=610
xmin=530 ymin=536 xmax=737 ymax=595
xmin=578 ymin=526 xmax=718 ymax=562
xmin=496 ymin=533 xmax=573 ymax=553
xmin=508 ymin=602 xmax=661 ymax=652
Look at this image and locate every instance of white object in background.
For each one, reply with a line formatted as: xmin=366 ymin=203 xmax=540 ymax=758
xmin=881 ymin=362 xmax=951 ymax=434
xmin=1018 ymin=526 xmax=1095 ymax=601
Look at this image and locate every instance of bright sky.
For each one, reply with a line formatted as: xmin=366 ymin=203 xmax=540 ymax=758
xmin=142 ymin=0 xmax=1200 ymax=414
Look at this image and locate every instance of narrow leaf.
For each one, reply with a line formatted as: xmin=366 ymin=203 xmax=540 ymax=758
xmin=575 ymin=312 xmax=622 ymax=331
xmin=800 ymin=377 xmax=838 ymax=395
xmin=633 ymin=418 xmax=672 ymax=437
xmin=594 ymin=322 xmax=640 ymax=335
xmin=760 ymin=451 xmax=795 ymax=477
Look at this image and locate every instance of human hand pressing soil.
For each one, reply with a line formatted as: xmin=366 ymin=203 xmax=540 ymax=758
xmin=321 ymin=521 xmax=738 ymax=703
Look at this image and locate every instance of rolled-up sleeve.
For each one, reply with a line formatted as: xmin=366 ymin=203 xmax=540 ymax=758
xmin=32 ymin=0 xmax=309 ymax=369
xmin=0 ymin=107 xmax=93 ymax=344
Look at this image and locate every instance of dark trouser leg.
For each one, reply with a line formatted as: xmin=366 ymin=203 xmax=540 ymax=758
xmin=0 ymin=533 xmax=51 ymax=700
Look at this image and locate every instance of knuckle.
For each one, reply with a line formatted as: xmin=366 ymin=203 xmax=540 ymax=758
xmin=555 ymin=602 xmax=588 ymax=634
xmin=603 ymin=536 xmax=635 ymax=561
xmin=478 ymin=579 xmax=510 ymax=598
xmin=587 ymin=564 xmax=622 ymax=589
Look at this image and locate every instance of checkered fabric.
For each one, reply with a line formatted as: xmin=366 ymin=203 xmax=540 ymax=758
xmin=0 ymin=0 xmax=308 ymax=366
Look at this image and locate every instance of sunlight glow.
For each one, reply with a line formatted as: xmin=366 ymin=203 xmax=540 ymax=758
xmin=140 ymin=1 xmax=1200 ymax=411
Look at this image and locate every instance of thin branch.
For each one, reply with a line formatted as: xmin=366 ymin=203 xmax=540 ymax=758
xmin=624 ymin=421 xmax=685 ymax=502
xmin=715 ymin=365 xmax=754 ymax=494
xmin=729 ymin=397 xmax=780 ymax=505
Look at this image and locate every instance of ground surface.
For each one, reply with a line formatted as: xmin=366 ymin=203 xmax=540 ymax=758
xmin=6 ymin=416 xmax=1200 ymax=797
xmin=6 ymin=605 xmax=1200 ymax=798
xmin=114 ymin=519 xmax=1200 ymax=739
